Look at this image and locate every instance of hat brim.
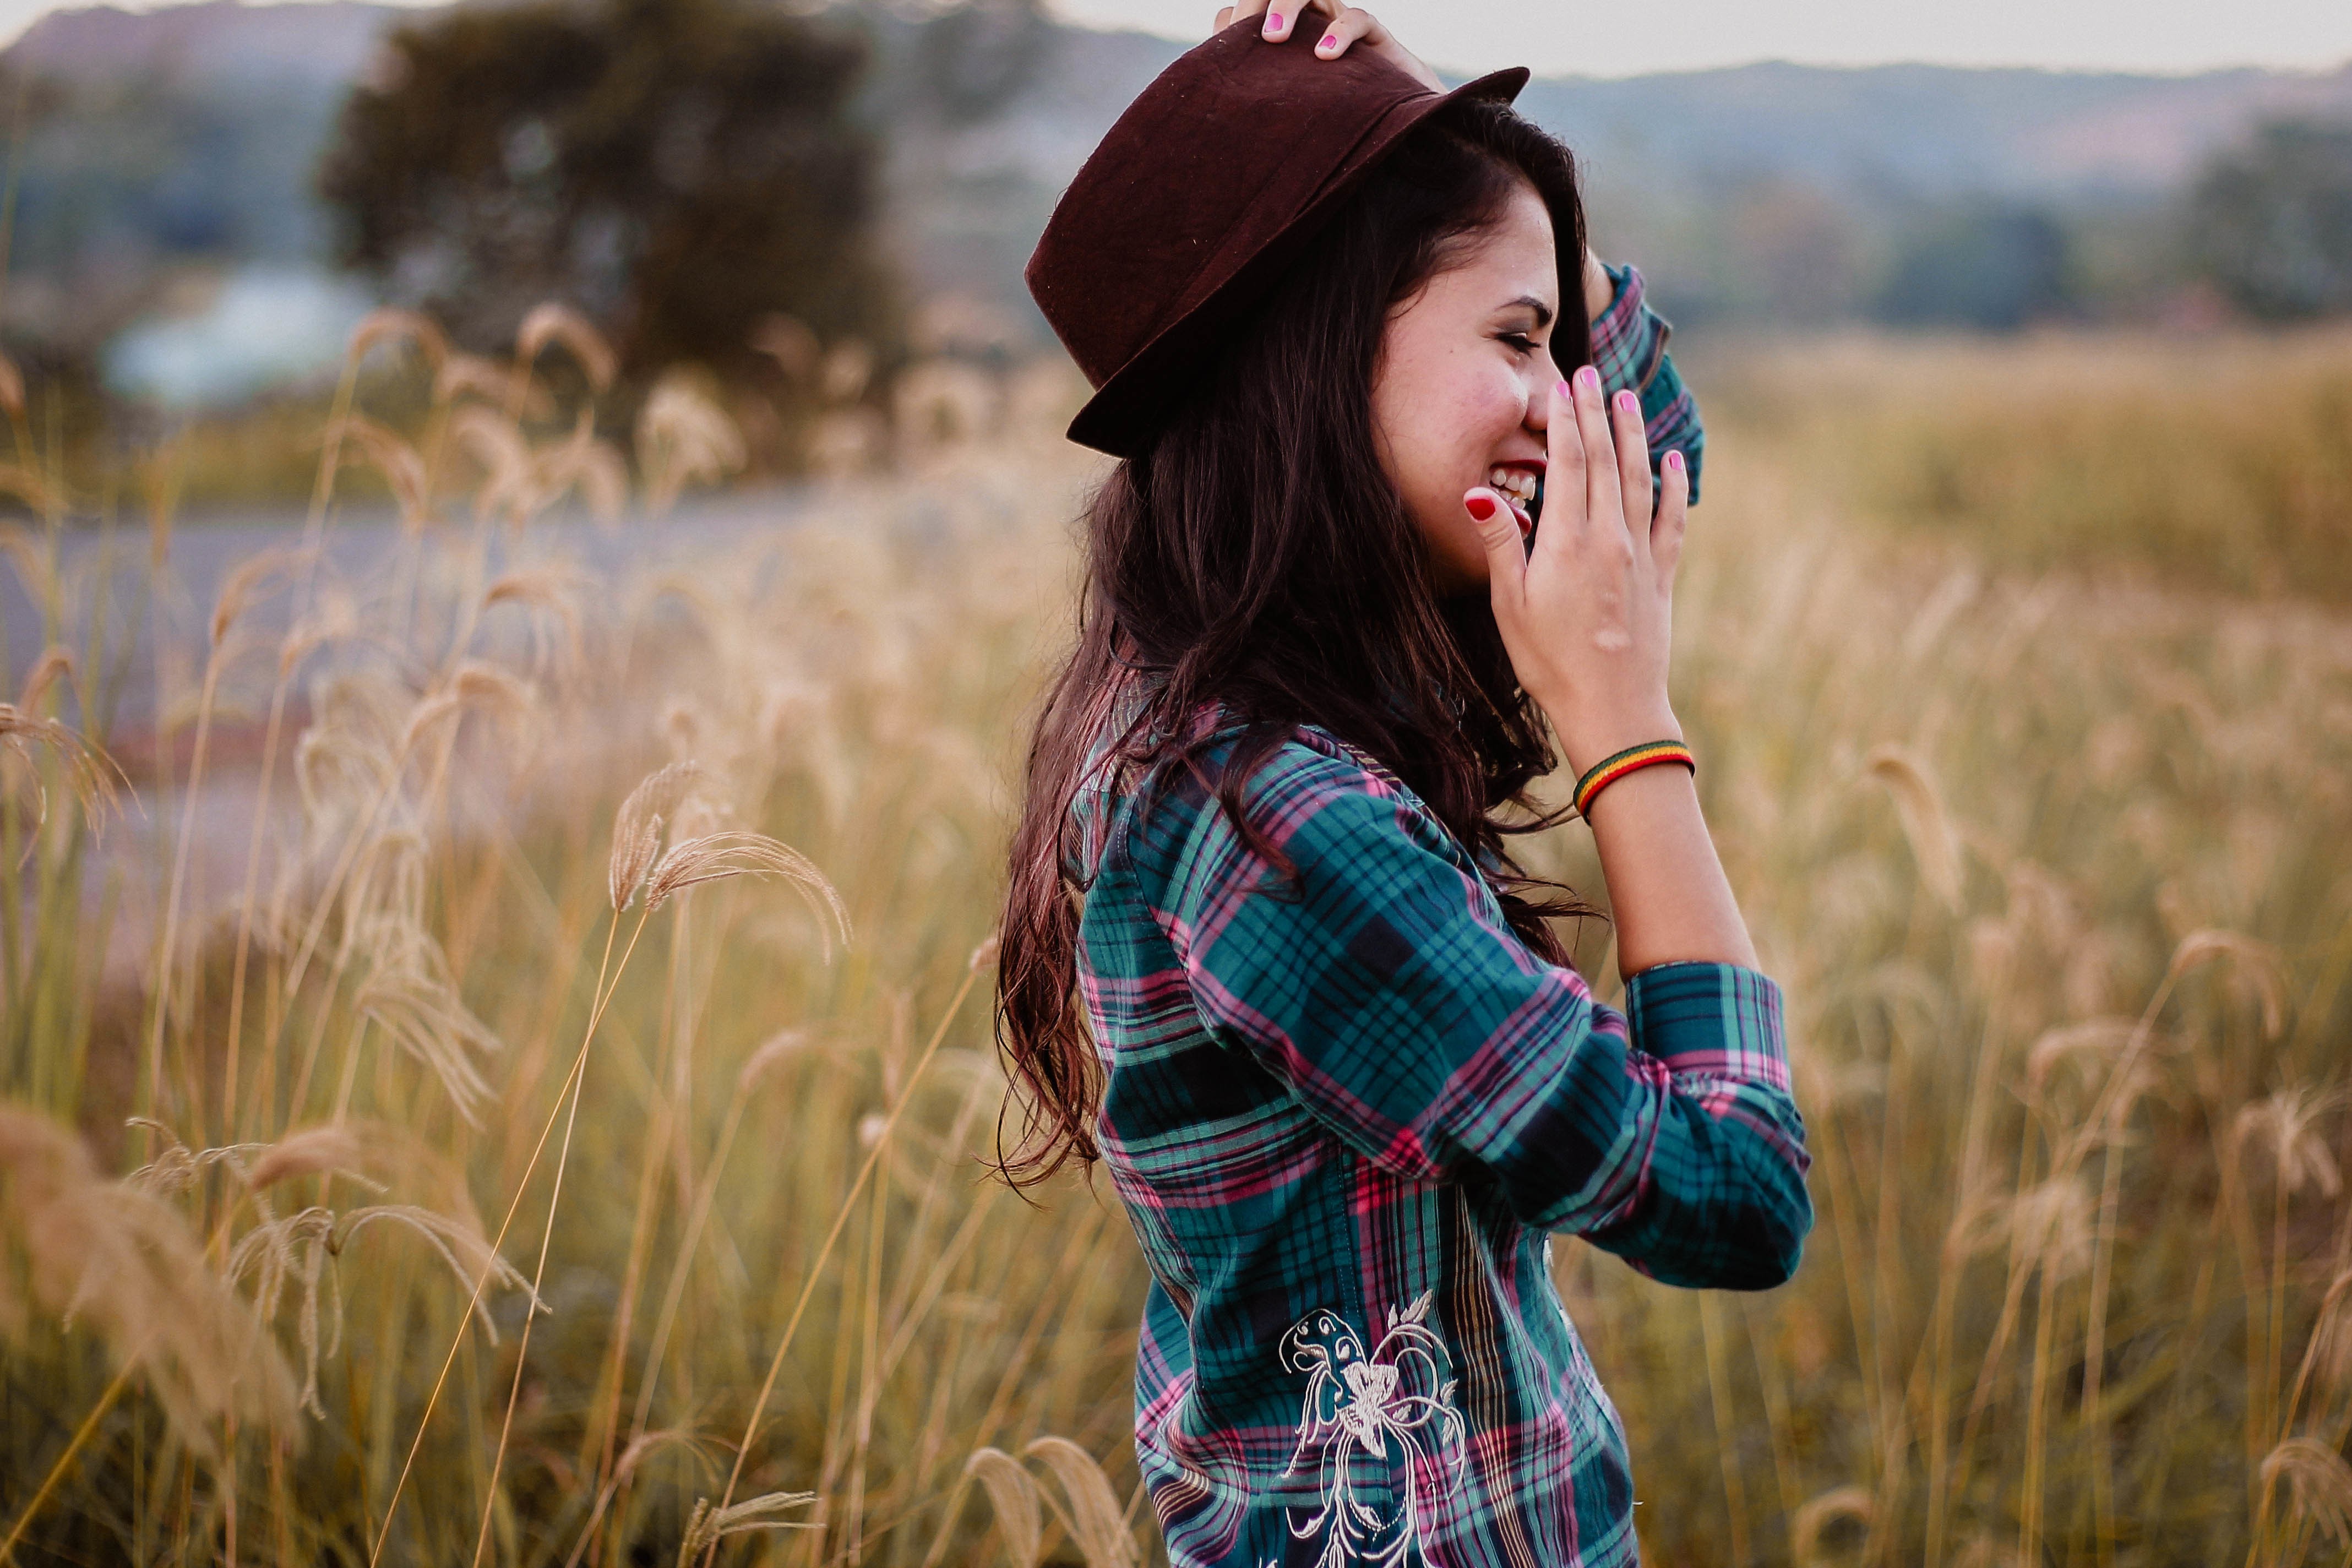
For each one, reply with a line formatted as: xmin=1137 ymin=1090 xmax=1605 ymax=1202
xmin=1063 ymin=65 xmax=1530 ymax=459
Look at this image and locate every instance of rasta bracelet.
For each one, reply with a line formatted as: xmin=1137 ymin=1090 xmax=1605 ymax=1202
xmin=1573 ymin=741 xmax=1696 ymax=821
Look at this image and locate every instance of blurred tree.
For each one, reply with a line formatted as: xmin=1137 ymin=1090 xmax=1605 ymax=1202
xmin=910 ymin=0 xmax=1054 ymax=127
xmin=2187 ymin=118 xmax=2352 ymax=320
xmin=1875 ymin=200 xmax=2072 ymax=330
xmin=317 ymin=0 xmax=898 ymax=378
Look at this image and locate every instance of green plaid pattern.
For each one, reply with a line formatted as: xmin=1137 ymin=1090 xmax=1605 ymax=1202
xmin=1589 ymin=263 xmax=1703 ymax=504
xmin=1072 ymin=720 xmax=1811 ymax=1568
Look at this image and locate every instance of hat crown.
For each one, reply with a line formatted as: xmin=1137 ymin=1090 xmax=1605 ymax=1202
xmin=1026 ymin=22 xmax=1527 ymax=456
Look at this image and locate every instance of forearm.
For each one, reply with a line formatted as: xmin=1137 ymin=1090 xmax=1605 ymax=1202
xmin=1583 ymin=763 xmax=1758 ymax=978
xmin=1583 ymin=247 xmax=1613 ymax=323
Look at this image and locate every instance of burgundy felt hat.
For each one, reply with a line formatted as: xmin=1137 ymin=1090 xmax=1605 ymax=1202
xmin=1026 ymin=19 xmax=1529 ymax=458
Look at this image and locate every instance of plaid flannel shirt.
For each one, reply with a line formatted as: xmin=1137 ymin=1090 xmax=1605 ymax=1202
xmin=1071 ymin=709 xmax=1810 ymax=1568
xmin=1589 ymin=262 xmax=1702 ymax=504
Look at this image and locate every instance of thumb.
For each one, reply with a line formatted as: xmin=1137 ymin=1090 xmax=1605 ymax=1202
xmin=1464 ymin=489 xmax=1526 ymax=608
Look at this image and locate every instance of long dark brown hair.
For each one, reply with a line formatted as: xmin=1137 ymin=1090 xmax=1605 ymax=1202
xmin=994 ymin=97 xmax=1593 ymax=1187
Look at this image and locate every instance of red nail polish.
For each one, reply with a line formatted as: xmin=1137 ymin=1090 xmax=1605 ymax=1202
xmin=1465 ymin=494 xmax=1498 ymax=521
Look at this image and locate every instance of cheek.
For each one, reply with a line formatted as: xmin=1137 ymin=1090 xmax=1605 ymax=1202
xmin=1401 ymin=363 xmax=1525 ymax=496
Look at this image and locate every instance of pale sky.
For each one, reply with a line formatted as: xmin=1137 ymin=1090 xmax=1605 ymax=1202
xmin=6 ymin=0 xmax=2352 ymax=77
xmin=1060 ymin=0 xmax=2352 ymax=78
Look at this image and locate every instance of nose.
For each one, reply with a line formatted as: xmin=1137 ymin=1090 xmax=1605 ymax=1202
xmin=1525 ymin=346 xmax=1563 ymax=434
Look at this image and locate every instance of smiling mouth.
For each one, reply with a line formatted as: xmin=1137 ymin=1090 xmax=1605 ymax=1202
xmin=1487 ymin=466 xmax=1540 ymax=535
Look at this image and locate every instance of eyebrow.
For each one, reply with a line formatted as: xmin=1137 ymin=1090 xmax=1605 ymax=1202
xmin=1501 ymin=294 xmax=1555 ymax=330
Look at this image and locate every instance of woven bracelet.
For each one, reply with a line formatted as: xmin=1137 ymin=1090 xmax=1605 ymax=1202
xmin=1572 ymin=741 xmax=1696 ymax=821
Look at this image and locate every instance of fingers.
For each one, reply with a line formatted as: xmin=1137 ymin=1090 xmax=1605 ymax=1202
xmin=1572 ymin=367 xmax=1628 ymax=543
xmin=1609 ymin=387 xmax=1654 ymax=536
xmin=1536 ymin=377 xmax=1586 ymax=564
xmin=1238 ymin=0 xmax=1332 ymax=41
xmin=1464 ymin=488 xmax=1527 ymax=614
xmin=1651 ymin=450 xmax=1690 ymax=584
xmin=1311 ymin=7 xmax=1385 ymax=58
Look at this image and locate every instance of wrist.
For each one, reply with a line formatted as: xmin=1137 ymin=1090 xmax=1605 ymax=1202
xmin=1542 ymin=706 xmax=1684 ymax=778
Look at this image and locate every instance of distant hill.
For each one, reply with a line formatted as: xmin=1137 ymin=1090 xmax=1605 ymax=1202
xmin=6 ymin=0 xmax=2350 ymax=364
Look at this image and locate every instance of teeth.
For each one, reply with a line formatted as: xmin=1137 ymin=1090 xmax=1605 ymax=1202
xmin=1486 ymin=467 xmax=1538 ymax=505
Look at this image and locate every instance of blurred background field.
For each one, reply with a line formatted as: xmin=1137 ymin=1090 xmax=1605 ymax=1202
xmin=0 ymin=1 xmax=2349 ymax=1565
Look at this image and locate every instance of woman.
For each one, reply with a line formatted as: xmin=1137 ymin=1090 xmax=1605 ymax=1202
xmin=997 ymin=7 xmax=1812 ymax=1564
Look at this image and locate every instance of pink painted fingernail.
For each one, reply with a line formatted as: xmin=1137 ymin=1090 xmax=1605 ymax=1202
xmin=1665 ymin=450 xmax=1685 ymax=471
xmin=1575 ymin=365 xmax=1600 ymax=391
xmin=1319 ymin=33 xmax=1338 ymax=48
xmin=1555 ymin=379 xmax=1571 ymax=400
xmin=1265 ymin=12 xmax=1283 ymax=30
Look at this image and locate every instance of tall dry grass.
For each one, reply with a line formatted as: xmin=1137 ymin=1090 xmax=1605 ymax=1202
xmin=0 ymin=318 xmax=2344 ymax=1568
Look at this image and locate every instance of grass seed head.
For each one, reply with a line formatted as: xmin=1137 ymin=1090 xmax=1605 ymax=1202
xmin=2233 ymin=1085 xmax=2344 ymax=1200
xmin=2167 ymin=927 xmax=2289 ymax=1040
xmin=346 ymin=307 xmax=449 ymax=373
xmin=1864 ymin=744 xmax=1965 ymax=911
xmin=641 ymin=830 xmax=851 ymax=953
xmin=0 ymin=1105 xmax=297 ymax=1452
xmin=17 ymin=646 xmax=72 ymax=714
xmin=611 ymin=759 xmax=707 ymax=910
xmin=2261 ymin=1436 xmax=2352 ymax=1547
xmin=1023 ymin=1436 xmax=1138 ymax=1568
xmin=964 ymin=1447 xmax=1043 ymax=1568
xmin=673 ymin=1491 xmax=820 ymax=1566
xmin=0 ymin=349 xmax=22 ymax=418
xmin=637 ymin=372 xmax=747 ymax=516
xmin=1789 ymin=1484 xmax=1873 ymax=1567
xmin=516 ymin=302 xmax=618 ymax=393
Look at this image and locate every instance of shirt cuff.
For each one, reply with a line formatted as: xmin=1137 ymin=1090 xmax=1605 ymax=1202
xmin=1586 ymin=262 xmax=1669 ymax=396
xmin=1623 ymin=961 xmax=1789 ymax=1089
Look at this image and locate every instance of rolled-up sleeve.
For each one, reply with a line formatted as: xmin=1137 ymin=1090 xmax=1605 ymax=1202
xmin=1123 ymin=737 xmax=1810 ymax=1291
xmin=1587 ymin=262 xmax=1705 ymax=504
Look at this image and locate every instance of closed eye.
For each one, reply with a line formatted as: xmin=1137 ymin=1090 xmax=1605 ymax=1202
xmin=1499 ymin=332 xmax=1539 ymax=355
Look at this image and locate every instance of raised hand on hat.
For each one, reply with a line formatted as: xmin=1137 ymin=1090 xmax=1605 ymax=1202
xmin=1214 ymin=1 xmax=1444 ymax=91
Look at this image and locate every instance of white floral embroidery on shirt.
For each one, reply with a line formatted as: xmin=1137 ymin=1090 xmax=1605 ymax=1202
xmin=1277 ymin=1291 xmax=1467 ymax=1568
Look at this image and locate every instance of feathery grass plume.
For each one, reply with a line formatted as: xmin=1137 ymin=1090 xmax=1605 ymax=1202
xmin=673 ymin=1492 xmax=820 ymax=1566
xmin=211 ymin=543 xmax=316 ymax=648
xmin=637 ymin=371 xmax=747 ymax=517
xmin=2167 ymin=927 xmax=2289 ymax=1041
xmin=16 ymin=646 xmax=72 ymax=714
xmin=449 ymin=404 xmax=540 ymax=525
xmin=0 ymin=701 xmax=124 ymax=840
xmin=2260 ymin=1437 xmax=2352 ymax=1548
xmin=641 ymin=829 xmax=850 ymax=944
xmin=0 ymin=1105 xmax=296 ymax=1452
xmin=346 ymin=307 xmax=448 ymax=373
xmin=434 ymin=350 xmax=515 ymax=409
xmin=400 ymin=659 xmax=538 ymax=758
xmin=965 ymin=1447 xmax=1043 ymax=1568
xmin=1024 ymin=1436 xmax=1139 ymax=1568
xmin=2233 ymin=1086 xmax=2345 ymax=1200
xmin=2024 ymin=1017 xmax=2140 ymax=1098
xmin=243 ymin=1125 xmax=371 ymax=1191
xmin=294 ymin=668 xmax=407 ymax=843
xmin=1974 ymin=1175 xmax=2097 ymax=1281
xmin=279 ymin=584 xmax=363 ymax=676
xmin=736 ymin=1029 xmax=813 ymax=1096
xmin=516 ymin=303 xmax=617 ymax=393
xmin=609 ymin=759 xmax=707 ymax=910
xmin=483 ymin=563 xmax=590 ymax=683
xmin=2302 ymin=1271 xmax=2352 ymax=1406
xmin=0 ymin=348 xmax=22 ymax=418
xmin=124 ymin=1119 xmax=272 ymax=1199
xmin=351 ymin=939 xmax=503 ymax=1123
xmin=1789 ymin=1485 xmax=1872 ymax=1567
xmin=968 ymin=931 xmax=1003 ymax=972
xmin=1863 ymin=744 xmax=1965 ymax=911
xmin=534 ymin=409 xmax=630 ymax=526
xmin=337 ymin=413 xmax=437 ymax=533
